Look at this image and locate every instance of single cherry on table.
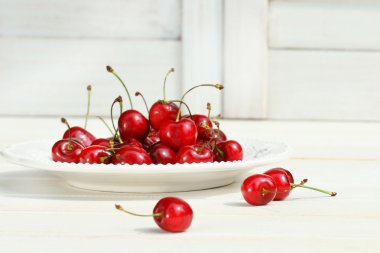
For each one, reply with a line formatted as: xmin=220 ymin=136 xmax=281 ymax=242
xmin=241 ymin=174 xmax=278 ymax=206
xmin=115 ymin=197 xmax=193 ymax=233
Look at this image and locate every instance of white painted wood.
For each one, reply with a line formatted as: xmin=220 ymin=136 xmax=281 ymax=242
xmin=269 ymin=0 xmax=380 ymax=50
xmin=181 ymin=0 xmax=223 ymax=116
xmin=269 ymin=49 xmax=380 ymax=121
xmin=0 ymin=117 xmax=380 ymax=253
xmin=0 ymin=38 xmax=181 ymax=116
xmin=224 ymin=0 xmax=268 ymax=119
xmin=0 ymin=0 xmax=181 ymax=39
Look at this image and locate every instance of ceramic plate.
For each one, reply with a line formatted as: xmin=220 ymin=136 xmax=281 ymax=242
xmin=1 ymin=139 xmax=290 ymax=193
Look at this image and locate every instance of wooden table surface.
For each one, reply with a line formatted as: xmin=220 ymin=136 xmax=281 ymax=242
xmin=0 ymin=117 xmax=379 ymax=253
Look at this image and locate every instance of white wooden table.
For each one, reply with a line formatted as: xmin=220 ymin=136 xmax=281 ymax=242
xmin=0 ymin=117 xmax=379 ymax=253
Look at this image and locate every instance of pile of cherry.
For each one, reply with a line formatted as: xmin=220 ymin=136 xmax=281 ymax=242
xmin=52 ymin=66 xmax=243 ymax=165
xmin=115 ymin=167 xmax=337 ymax=232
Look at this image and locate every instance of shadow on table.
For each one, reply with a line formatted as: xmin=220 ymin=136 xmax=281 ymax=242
xmin=0 ymin=169 xmax=240 ymax=201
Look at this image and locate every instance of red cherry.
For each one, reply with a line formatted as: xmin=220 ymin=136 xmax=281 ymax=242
xmin=118 ymin=110 xmax=150 ymax=142
xmin=183 ymin=114 xmax=212 ymax=140
xmin=159 ymin=118 xmax=197 ymax=151
xmin=149 ymin=143 xmax=176 ymax=165
xmin=63 ymin=126 xmax=95 ymax=147
xmin=52 ymin=139 xmax=84 ymax=163
xmin=241 ymin=174 xmax=277 ymax=205
xmin=202 ymin=128 xmax=227 ymax=146
xmin=149 ymin=101 xmax=179 ymax=130
xmin=153 ymin=197 xmax=193 ymax=232
xmin=142 ymin=130 xmax=160 ymax=150
xmin=264 ymin=168 xmax=293 ymax=200
xmin=91 ymin=137 xmax=114 ymax=148
xmin=115 ymin=197 xmax=193 ymax=233
xmin=112 ymin=146 xmax=151 ymax=165
xmin=78 ymin=145 xmax=112 ymax=164
xmin=176 ymin=145 xmax=213 ymax=164
xmin=116 ymin=138 xmax=143 ymax=149
xmin=214 ymin=140 xmax=243 ymax=162
xmin=264 ymin=168 xmax=337 ymax=199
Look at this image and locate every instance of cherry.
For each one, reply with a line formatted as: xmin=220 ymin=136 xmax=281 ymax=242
xmin=107 ymin=66 xmax=150 ymax=142
xmin=52 ymin=118 xmax=85 ymax=163
xmin=183 ymin=114 xmax=212 ymax=140
xmin=264 ymin=168 xmax=337 ymax=200
xmin=149 ymin=142 xmax=176 ymax=165
xmin=116 ymin=138 xmax=143 ymax=149
xmin=149 ymin=101 xmax=179 ymax=130
xmin=78 ymin=145 xmax=112 ymax=164
xmin=214 ymin=140 xmax=243 ymax=162
xmin=52 ymin=139 xmax=84 ymax=163
xmin=62 ymin=85 xmax=96 ymax=147
xmin=91 ymin=137 xmax=114 ymax=148
xmin=159 ymin=118 xmax=197 ymax=151
xmin=112 ymin=146 xmax=151 ymax=165
xmin=202 ymin=128 xmax=227 ymax=145
xmin=115 ymin=197 xmax=193 ymax=233
xmin=149 ymin=68 xmax=180 ymax=130
xmin=241 ymin=174 xmax=277 ymax=205
xmin=176 ymin=144 xmax=213 ymax=164
xmin=142 ymin=130 xmax=160 ymax=150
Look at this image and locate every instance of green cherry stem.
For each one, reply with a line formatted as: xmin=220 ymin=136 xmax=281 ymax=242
xmin=163 ymin=68 xmax=175 ymax=101
xmin=97 ymin=116 xmax=115 ymax=136
xmin=207 ymin=102 xmax=211 ymax=119
xmin=84 ymin=85 xmax=92 ymax=130
xmin=111 ymin=96 xmax=123 ymax=143
xmin=135 ymin=91 xmax=149 ymax=114
xmin=106 ymin=66 xmax=133 ymax=109
xmin=176 ymin=84 xmax=224 ymax=121
xmin=115 ymin=204 xmax=163 ymax=217
xmin=61 ymin=117 xmax=72 ymax=151
xmin=290 ymin=182 xmax=337 ymax=197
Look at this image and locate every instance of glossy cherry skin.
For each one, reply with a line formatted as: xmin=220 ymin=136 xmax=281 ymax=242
xmin=78 ymin=145 xmax=112 ymax=164
xmin=264 ymin=168 xmax=294 ymax=201
xmin=63 ymin=126 xmax=96 ymax=147
xmin=241 ymin=174 xmax=277 ymax=205
xmin=91 ymin=137 xmax=114 ymax=148
xmin=112 ymin=146 xmax=151 ymax=165
xmin=214 ymin=140 xmax=243 ymax=162
xmin=143 ymin=130 xmax=160 ymax=150
xmin=159 ymin=118 xmax=197 ymax=151
xmin=52 ymin=139 xmax=84 ymax=163
xmin=116 ymin=138 xmax=143 ymax=149
xmin=149 ymin=143 xmax=176 ymax=165
xmin=118 ymin=110 xmax=150 ymax=142
xmin=203 ymin=128 xmax=227 ymax=145
xmin=176 ymin=145 xmax=213 ymax=164
xmin=153 ymin=197 xmax=193 ymax=233
xmin=183 ymin=114 xmax=212 ymax=140
xmin=149 ymin=101 xmax=179 ymax=130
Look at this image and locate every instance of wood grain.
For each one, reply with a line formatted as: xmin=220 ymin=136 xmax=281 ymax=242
xmin=269 ymin=49 xmax=380 ymax=121
xmin=0 ymin=0 xmax=181 ymax=39
xmin=0 ymin=38 xmax=181 ymax=116
xmin=270 ymin=0 xmax=380 ymax=50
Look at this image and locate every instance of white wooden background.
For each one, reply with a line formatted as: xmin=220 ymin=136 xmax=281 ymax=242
xmin=1 ymin=0 xmax=379 ymax=121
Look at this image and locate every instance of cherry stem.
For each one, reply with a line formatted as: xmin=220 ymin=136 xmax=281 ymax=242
xmin=168 ymin=100 xmax=193 ymax=119
xmin=97 ymin=116 xmax=114 ymax=136
xmin=176 ymin=84 xmax=224 ymax=121
xmin=111 ymin=96 xmax=123 ymax=143
xmin=84 ymin=85 xmax=92 ymax=130
xmin=135 ymin=91 xmax=149 ymax=114
xmin=61 ymin=118 xmax=72 ymax=151
xmin=290 ymin=182 xmax=337 ymax=197
xmin=106 ymin=66 xmax=133 ymax=109
xmin=163 ymin=68 xmax=175 ymax=101
xmin=115 ymin=204 xmax=163 ymax=217
xmin=207 ymin=102 xmax=211 ymax=119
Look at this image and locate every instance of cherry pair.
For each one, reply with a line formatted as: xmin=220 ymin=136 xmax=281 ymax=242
xmin=241 ymin=168 xmax=337 ymax=205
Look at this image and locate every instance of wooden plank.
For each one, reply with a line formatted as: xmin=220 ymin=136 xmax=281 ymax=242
xmin=223 ymin=0 xmax=268 ymax=119
xmin=269 ymin=0 xmax=380 ymax=50
xmin=269 ymin=49 xmax=380 ymax=121
xmin=181 ymin=0 xmax=223 ymax=116
xmin=0 ymin=0 xmax=181 ymax=39
xmin=0 ymin=38 xmax=181 ymax=116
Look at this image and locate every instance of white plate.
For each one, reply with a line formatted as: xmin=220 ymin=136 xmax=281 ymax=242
xmin=1 ymin=139 xmax=290 ymax=193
